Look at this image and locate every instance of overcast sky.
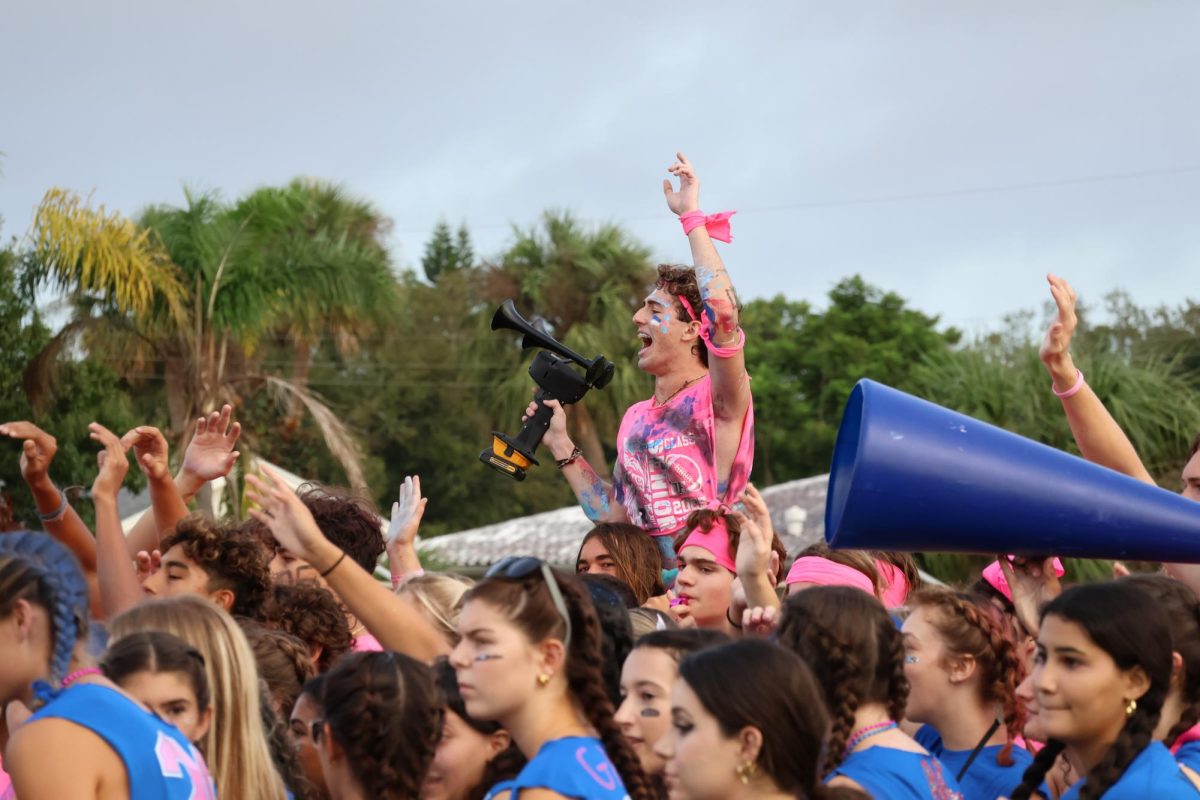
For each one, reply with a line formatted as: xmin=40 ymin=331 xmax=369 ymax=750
xmin=3 ymin=1 xmax=1198 ymax=335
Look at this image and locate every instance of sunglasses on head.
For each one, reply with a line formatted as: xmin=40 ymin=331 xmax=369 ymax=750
xmin=484 ymin=556 xmax=573 ymax=651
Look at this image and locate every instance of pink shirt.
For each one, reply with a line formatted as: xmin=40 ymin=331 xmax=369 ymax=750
xmin=613 ymin=374 xmax=754 ymax=537
xmin=352 ymin=632 xmax=383 ymax=652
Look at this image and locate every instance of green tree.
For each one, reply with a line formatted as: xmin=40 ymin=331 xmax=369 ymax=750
xmin=0 ymin=236 xmax=140 ymax=529
xmin=743 ymin=276 xmax=960 ymax=483
xmin=422 ymin=220 xmax=474 ymax=283
xmin=23 ymin=180 xmax=397 ymax=493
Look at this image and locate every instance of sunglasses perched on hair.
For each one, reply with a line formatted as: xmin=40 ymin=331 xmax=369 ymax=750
xmin=484 ymin=556 xmax=573 ymax=651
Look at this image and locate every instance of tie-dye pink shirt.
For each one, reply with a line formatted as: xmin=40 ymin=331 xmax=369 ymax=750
xmin=613 ymin=374 xmax=754 ymax=537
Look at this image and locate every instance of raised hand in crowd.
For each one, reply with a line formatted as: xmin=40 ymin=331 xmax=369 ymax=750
xmin=662 ymin=151 xmax=701 ymax=216
xmin=89 ymin=422 xmax=143 ymax=618
xmin=246 ymin=466 xmax=447 ymax=661
xmin=386 ymin=475 xmax=427 ymax=587
xmin=998 ymin=555 xmax=1062 ymax=641
xmin=0 ymin=420 xmax=104 ymax=615
xmin=125 ymin=404 xmax=242 ymax=556
xmin=729 ymin=484 xmax=782 ymax=622
xmin=123 ymin=424 xmax=190 ymax=540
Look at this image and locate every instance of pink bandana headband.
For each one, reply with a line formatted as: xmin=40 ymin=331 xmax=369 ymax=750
xmin=875 ymin=560 xmax=911 ymax=608
xmin=981 ymin=557 xmax=1065 ymax=604
xmin=786 ymin=557 xmax=875 ymax=596
xmin=679 ymin=210 xmax=736 ymax=242
xmin=680 ymin=516 xmax=738 ymax=574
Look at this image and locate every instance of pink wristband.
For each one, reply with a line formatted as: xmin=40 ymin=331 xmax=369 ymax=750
xmin=1052 ymin=369 xmax=1085 ymax=399
xmin=679 ymin=210 xmax=736 ymax=243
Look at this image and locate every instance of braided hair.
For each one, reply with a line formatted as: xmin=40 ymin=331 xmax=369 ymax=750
xmin=464 ymin=568 xmax=657 ymax=800
xmin=322 ymin=651 xmax=444 ymax=800
xmin=776 ymin=586 xmax=906 ymax=772
xmin=1120 ymin=574 xmax=1200 ymax=747
xmin=1009 ymin=582 xmax=1173 ymax=800
xmin=0 ymin=532 xmax=90 ymax=694
xmin=908 ymin=587 xmax=1026 ymax=765
xmin=241 ymin=621 xmax=316 ymax=718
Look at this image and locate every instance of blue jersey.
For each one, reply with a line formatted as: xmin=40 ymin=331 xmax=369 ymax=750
xmin=29 ymin=683 xmax=216 ymax=800
xmin=1061 ymin=741 xmax=1199 ymax=799
xmin=827 ymin=745 xmax=965 ymax=800
xmin=1177 ymin=740 xmax=1200 ymax=775
xmin=485 ymin=736 xmax=628 ymax=800
xmin=916 ymin=724 xmax=1035 ymax=800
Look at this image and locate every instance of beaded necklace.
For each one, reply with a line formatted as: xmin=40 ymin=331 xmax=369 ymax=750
xmin=844 ymin=720 xmax=898 ymax=755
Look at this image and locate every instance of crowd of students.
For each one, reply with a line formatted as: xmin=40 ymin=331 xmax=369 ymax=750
xmin=2 ymin=155 xmax=1200 ymax=800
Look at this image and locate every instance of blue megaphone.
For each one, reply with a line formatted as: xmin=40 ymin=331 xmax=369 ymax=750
xmin=826 ymin=379 xmax=1200 ymax=561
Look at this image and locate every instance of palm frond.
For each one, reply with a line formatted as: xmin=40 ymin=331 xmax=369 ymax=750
xmin=260 ymin=375 xmax=367 ymax=489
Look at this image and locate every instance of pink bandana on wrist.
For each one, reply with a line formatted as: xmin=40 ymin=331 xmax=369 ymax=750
xmin=875 ymin=560 xmax=911 ymax=608
xmin=679 ymin=210 xmax=736 ymax=242
xmin=680 ymin=516 xmax=738 ymax=574
xmin=981 ymin=557 xmax=1065 ymax=604
xmin=786 ymin=557 xmax=875 ymax=596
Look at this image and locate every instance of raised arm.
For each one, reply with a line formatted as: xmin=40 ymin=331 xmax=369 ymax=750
xmin=524 ymin=397 xmax=628 ymax=524
xmin=246 ymin=467 xmax=447 ymax=661
xmin=125 ymin=405 xmax=242 ymax=555
xmin=123 ymin=425 xmax=190 ymax=537
xmin=663 ymin=153 xmax=750 ymax=425
xmin=1039 ymin=274 xmax=1155 ymax=484
xmin=90 ymin=422 xmax=143 ymax=618
xmin=385 ymin=475 xmax=427 ymax=587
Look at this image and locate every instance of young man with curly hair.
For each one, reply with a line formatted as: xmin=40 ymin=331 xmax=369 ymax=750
xmin=142 ymin=513 xmax=271 ymax=618
xmin=533 ymin=154 xmax=754 ymax=584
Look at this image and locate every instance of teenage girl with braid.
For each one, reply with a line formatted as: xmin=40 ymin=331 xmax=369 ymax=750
xmin=655 ymin=639 xmax=869 ymax=800
xmin=1121 ymin=575 xmax=1200 ymax=777
xmin=315 ymin=650 xmax=444 ymax=800
xmin=1010 ymin=581 xmax=1200 ymax=799
xmin=450 ymin=556 xmax=655 ymax=800
xmin=902 ymin=587 xmax=1035 ymax=799
xmin=0 ymin=532 xmax=216 ymax=799
xmin=776 ymin=586 xmax=965 ymax=799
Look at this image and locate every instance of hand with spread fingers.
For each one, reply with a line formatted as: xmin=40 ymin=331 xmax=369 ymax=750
xmin=180 ymin=404 xmax=242 ymax=493
xmin=245 ymin=466 xmax=335 ymax=570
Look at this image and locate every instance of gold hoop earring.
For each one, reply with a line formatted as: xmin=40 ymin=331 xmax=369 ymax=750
xmin=1125 ymin=698 xmax=1137 ymax=717
xmin=537 ymin=673 xmax=551 ymax=687
xmin=735 ymin=760 xmax=757 ymax=785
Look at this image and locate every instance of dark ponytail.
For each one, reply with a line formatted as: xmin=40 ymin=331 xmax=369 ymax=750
xmin=322 ymin=651 xmax=443 ymax=800
xmin=776 ymin=586 xmax=906 ymax=772
xmin=1009 ymin=582 xmax=1172 ymax=800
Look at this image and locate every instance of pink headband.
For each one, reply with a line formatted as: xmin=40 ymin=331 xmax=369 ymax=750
xmin=680 ymin=517 xmax=737 ymax=574
xmin=875 ymin=560 xmax=911 ymax=608
xmin=786 ymin=557 xmax=875 ymax=596
xmin=982 ymin=557 xmax=1066 ymax=604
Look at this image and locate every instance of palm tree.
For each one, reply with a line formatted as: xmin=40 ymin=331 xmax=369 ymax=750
xmin=480 ymin=211 xmax=656 ymax=476
xmin=22 ymin=179 xmax=397 ymax=490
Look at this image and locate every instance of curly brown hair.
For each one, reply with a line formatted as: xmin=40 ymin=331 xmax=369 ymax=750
xmin=322 ymin=651 xmax=444 ymax=800
xmin=296 ymin=483 xmax=385 ymax=572
xmin=655 ymin=264 xmax=708 ymax=368
xmin=908 ymin=587 xmax=1025 ymax=766
xmin=777 ymin=586 xmax=908 ymax=772
xmin=258 ymin=581 xmax=353 ymax=673
xmin=161 ymin=514 xmax=271 ymax=618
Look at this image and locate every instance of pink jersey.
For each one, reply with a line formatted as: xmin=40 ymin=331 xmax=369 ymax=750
xmin=613 ymin=374 xmax=754 ymax=537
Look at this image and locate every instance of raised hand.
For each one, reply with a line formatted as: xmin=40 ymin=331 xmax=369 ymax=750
xmin=245 ymin=466 xmax=333 ymax=568
xmin=387 ymin=476 xmax=427 ymax=551
xmin=1039 ymin=274 xmax=1078 ymax=368
xmin=741 ymin=605 xmax=781 ymax=637
xmin=135 ymin=549 xmax=162 ymax=583
xmin=121 ymin=426 xmax=171 ymax=482
xmin=89 ymin=423 xmax=131 ymax=500
xmin=0 ymin=421 xmax=58 ymax=489
xmin=999 ymin=556 xmax=1063 ymax=639
xmin=180 ymin=405 xmax=242 ymax=487
xmin=732 ymin=508 xmax=773 ymax=582
xmin=662 ymin=152 xmax=701 ymax=216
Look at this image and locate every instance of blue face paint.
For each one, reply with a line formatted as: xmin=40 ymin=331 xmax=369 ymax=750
xmin=650 ymin=312 xmax=671 ymax=335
